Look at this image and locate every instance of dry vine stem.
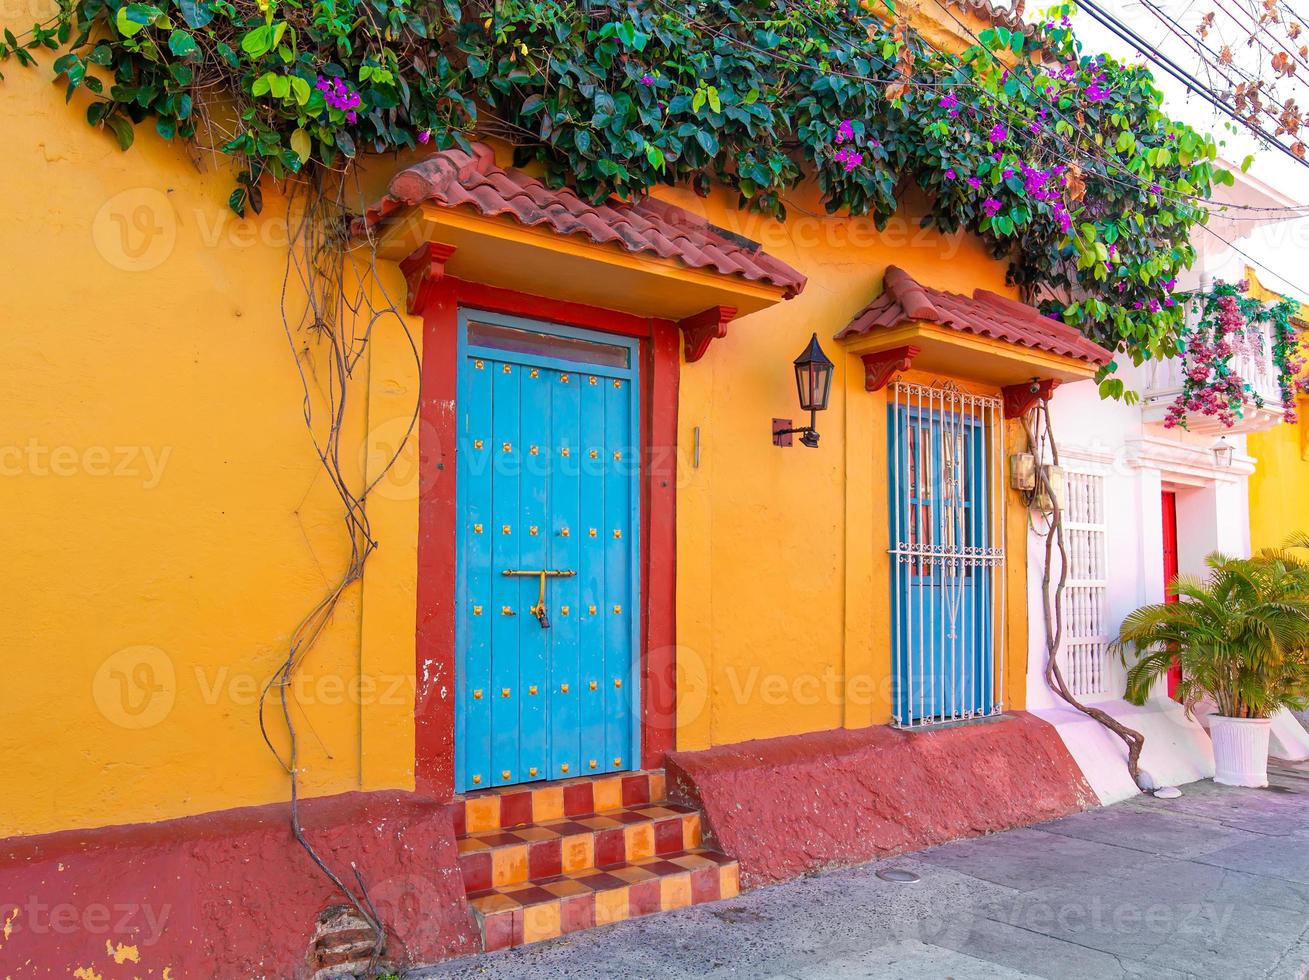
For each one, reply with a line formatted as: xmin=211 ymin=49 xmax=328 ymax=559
xmin=1025 ymin=398 xmax=1150 ymax=792
xmin=254 ymin=167 xmax=421 ymax=973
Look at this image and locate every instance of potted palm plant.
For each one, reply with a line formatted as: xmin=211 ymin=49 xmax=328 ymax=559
xmin=1114 ymin=549 xmax=1309 ymax=787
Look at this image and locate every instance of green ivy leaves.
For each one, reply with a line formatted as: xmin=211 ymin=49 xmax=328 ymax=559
xmin=1 ymin=0 xmax=1217 ymax=375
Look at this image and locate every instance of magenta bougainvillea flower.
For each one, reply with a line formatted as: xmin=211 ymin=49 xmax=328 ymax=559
xmin=988 ymin=123 xmax=1007 ymax=143
xmin=316 ymin=74 xmax=362 ymax=123
xmin=982 ymin=197 xmax=1002 ymax=217
xmin=833 ymin=147 xmax=863 ymax=171
xmin=836 ymin=119 xmax=855 ymax=143
xmin=417 ymin=129 xmax=431 ymax=144
xmin=640 ymin=74 xmax=655 ymax=85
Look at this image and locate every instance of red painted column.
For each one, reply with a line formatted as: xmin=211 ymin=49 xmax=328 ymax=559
xmin=415 ymin=280 xmax=460 ymax=800
xmin=642 ymin=318 xmax=680 ymax=768
xmin=1161 ymin=490 xmax=1181 ymax=700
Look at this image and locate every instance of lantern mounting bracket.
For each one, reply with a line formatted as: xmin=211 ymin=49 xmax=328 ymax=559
xmin=773 ymin=332 xmax=834 ymax=449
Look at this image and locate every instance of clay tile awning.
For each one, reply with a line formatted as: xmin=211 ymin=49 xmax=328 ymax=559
xmin=836 ymin=265 xmax=1113 ymax=390
xmin=360 ymin=143 xmax=806 ymax=328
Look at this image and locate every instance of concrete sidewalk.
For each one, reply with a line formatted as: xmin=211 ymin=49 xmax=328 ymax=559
xmin=411 ymin=764 xmax=1309 ymax=980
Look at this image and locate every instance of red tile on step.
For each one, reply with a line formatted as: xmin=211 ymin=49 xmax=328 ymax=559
xmin=594 ymin=828 xmax=625 ymax=867
xmin=612 ymin=810 xmax=649 ymax=826
xmin=640 ymin=859 xmax=686 ymax=877
xmin=529 ymin=839 xmax=563 ymax=880
xmin=621 ymin=774 xmax=651 ymax=806
xmin=460 ymin=851 xmax=493 ymax=893
xmin=449 ymin=801 xmax=466 ymax=837
xmin=563 ymin=782 xmax=595 ymax=817
xmin=499 ymin=791 xmax=534 ymax=829
xmin=548 ymin=820 xmax=595 ymax=836
xmin=481 ymin=909 xmax=523 ymax=952
xmin=574 ymin=870 xmax=628 ymax=891
xmin=479 ymin=831 xmax=527 ymax=847
xmin=561 ymin=893 xmax=596 ymax=933
xmin=653 ymin=817 xmax=684 ymax=856
xmin=628 ymin=878 xmax=661 ymax=917
xmin=689 ymin=865 xmax=720 ymax=903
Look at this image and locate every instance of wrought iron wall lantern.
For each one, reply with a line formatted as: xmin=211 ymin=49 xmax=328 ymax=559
xmin=1212 ymin=436 xmax=1235 ymax=468
xmin=773 ymin=333 xmax=834 ymax=448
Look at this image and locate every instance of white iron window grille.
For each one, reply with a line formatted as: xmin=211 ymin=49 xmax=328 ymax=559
xmin=887 ymin=380 xmax=1006 ymax=728
xmin=1058 ymin=471 xmax=1110 ymax=697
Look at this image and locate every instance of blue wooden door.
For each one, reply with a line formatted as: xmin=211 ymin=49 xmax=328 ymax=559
xmin=455 ymin=310 xmax=639 ymax=791
xmin=888 ymin=394 xmax=994 ymax=724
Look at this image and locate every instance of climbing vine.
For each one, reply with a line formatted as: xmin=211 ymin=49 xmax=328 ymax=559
xmin=1167 ymin=280 xmax=1307 ymax=429
xmin=3 ymin=0 xmax=1225 ymax=368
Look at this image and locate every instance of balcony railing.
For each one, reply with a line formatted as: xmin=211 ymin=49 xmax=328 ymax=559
xmin=1141 ymin=319 xmax=1287 ymax=434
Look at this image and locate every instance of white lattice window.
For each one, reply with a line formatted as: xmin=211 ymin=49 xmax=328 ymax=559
xmin=1059 ymin=472 xmax=1109 ymax=697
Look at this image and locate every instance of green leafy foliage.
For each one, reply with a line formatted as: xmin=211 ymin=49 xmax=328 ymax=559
xmin=0 ymin=0 xmax=1220 ymax=366
xmin=1113 ymin=549 xmax=1309 ymax=719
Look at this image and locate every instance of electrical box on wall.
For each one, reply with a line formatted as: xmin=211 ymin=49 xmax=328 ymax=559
xmin=1036 ymin=464 xmax=1066 ymax=513
xmin=1008 ymin=453 xmax=1036 ymax=492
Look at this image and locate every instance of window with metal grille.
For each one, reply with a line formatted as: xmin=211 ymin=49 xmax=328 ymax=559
xmin=1059 ymin=471 xmax=1110 ymax=697
xmin=887 ymin=380 xmax=1005 ymax=727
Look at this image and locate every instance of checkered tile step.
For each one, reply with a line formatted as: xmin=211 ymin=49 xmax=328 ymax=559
xmin=452 ymin=770 xmax=740 ymax=953
xmin=458 ymin=802 xmax=702 ymax=890
xmin=470 ymin=849 xmax=740 ymax=951
xmin=451 ymin=770 xmax=666 ymax=834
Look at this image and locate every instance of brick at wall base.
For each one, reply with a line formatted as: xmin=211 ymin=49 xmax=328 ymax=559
xmin=665 ymin=711 xmax=1098 ymax=888
xmin=0 ymin=791 xmax=479 ymax=978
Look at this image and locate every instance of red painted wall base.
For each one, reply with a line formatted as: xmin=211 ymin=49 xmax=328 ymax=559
xmin=0 ymin=792 xmax=477 ymax=978
xmin=666 ymin=712 xmax=1097 ymax=887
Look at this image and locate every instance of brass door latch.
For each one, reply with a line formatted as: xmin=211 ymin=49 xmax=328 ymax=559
xmin=501 ymin=568 xmax=576 ymax=629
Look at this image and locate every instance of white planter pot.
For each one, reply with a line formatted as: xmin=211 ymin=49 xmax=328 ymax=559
xmin=1210 ymin=715 xmax=1272 ymax=788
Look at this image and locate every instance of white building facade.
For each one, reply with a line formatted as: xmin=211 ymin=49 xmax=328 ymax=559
xmin=1025 ymin=167 xmax=1309 ymax=804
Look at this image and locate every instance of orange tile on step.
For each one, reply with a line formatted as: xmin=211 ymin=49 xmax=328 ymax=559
xmin=561 ymin=833 xmax=594 ymax=873
xmin=623 ymin=822 xmax=655 ymax=861
xmin=464 ymin=797 xmax=499 ymax=833
xmin=659 ymin=873 xmax=692 ymax=911
xmin=682 ymin=812 xmax=702 ymax=847
xmin=592 ymin=777 xmax=622 ymax=813
xmin=522 ymin=901 xmax=562 ymax=944
xmin=491 ymin=843 xmax=529 ymax=886
xmin=719 ymin=863 xmax=740 ymax=898
xmin=533 ymin=787 xmax=565 ymax=822
xmin=593 ymin=886 xmax=630 ymax=925
xmin=649 ymin=772 xmax=666 ymax=801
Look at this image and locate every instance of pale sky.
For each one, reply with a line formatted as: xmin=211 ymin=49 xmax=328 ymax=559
xmin=1074 ymin=0 xmax=1309 ymax=300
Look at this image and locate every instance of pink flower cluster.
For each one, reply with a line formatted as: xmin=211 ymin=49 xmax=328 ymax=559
xmin=1164 ymin=289 xmax=1251 ymax=429
xmin=833 ymin=120 xmax=862 ymax=171
xmin=316 ymin=74 xmax=362 ymax=123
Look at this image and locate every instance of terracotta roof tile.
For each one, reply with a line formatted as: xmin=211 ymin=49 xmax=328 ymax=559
xmin=835 ymin=265 xmax=1113 ymax=366
xmin=357 ymin=143 xmax=806 ymax=298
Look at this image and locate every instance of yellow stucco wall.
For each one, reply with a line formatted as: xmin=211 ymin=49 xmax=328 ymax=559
xmin=4 ymin=68 xmax=1032 ymax=834
xmin=2 ymin=66 xmax=421 ymax=837
xmin=667 ymin=181 xmax=1030 ymax=751
xmin=1248 ymin=398 xmax=1309 ymax=551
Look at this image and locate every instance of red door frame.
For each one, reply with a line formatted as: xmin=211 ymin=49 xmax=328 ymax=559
xmin=413 ymin=277 xmax=681 ymax=800
xmin=1161 ymin=490 xmax=1181 ymax=699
